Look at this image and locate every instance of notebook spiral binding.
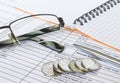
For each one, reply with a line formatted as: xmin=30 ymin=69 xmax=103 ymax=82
xmin=74 ymin=0 xmax=120 ymax=25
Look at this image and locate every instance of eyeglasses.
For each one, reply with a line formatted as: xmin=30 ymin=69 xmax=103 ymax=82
xmin=0 ymin=14 xmax=64 ymax=44
xmin=0 ymin=14 xmax=65 ymax=52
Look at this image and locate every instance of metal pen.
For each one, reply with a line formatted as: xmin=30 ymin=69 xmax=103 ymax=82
xmin=73 ymin=44 xmax=120 ymax=67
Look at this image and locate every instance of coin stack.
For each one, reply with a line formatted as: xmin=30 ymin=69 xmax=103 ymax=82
xmin=41 ymin=58 xmax=101 ymax=77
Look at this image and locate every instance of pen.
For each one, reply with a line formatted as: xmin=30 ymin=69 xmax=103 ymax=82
xmin=73 ymin=44 xmax=120 ymax=67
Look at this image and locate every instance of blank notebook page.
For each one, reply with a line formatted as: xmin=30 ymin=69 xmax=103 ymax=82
xmin=78 ymin=3 xmax=120 ymax=49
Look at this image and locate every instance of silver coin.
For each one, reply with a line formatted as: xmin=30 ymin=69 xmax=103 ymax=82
xmin=53 ymin=66 xmax=61 ymax=76
xmin=58 ymin=59 xmax=72 ymax=72
xmin=82 ymin=58 xmax=101 ymax=71
xmin=69 ymin=60 xmax=85 ymax=73
xmin=53 ymin=60 xmax=64 ymax=73
xmin=75 ymin=59 xmax=89 ymax=72
xmin=41 ymin=62 xmax=55 ymax=77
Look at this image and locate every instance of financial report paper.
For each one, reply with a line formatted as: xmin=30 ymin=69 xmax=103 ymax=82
xmin=0 ymin=0 xmax=120 ymax=83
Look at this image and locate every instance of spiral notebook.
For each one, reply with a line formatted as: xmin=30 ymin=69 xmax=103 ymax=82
xmin=74 ymin=0 xmax=120 ymax=52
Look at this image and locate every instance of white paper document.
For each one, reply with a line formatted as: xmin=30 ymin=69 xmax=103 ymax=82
xmin=0 ymin=1 xmax=120 ymax=83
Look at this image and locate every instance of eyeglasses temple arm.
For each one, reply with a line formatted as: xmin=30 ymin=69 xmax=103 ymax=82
xmin=0 ymin=26 xmax=9 ymax=29
xmin=58 ymin=17 xmax=65 ymax=27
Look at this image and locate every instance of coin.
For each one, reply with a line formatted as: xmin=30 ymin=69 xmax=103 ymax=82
xmin=82 ymin=58 xmax=101 ymax=71
xmin=58 ymin=59 xmax=72 ymax=72
xmin=69 ymin=60 xmax=85 ymax=73
xmin=41 ymin=62 xmax=55 ymax=77
xmin=53 ymin=65 xmax=61 ymax=76
xmin=75 ymin=59 xmax=89 ymax=72
xmin=53 ymin=60 xmax=64 ymax=73
xmin=41 ymin=58 xmax=101 ymax=77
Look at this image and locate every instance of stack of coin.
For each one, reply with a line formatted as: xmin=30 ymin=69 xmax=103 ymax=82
xmin=41 ymin=58 xmax=101 ymax=77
